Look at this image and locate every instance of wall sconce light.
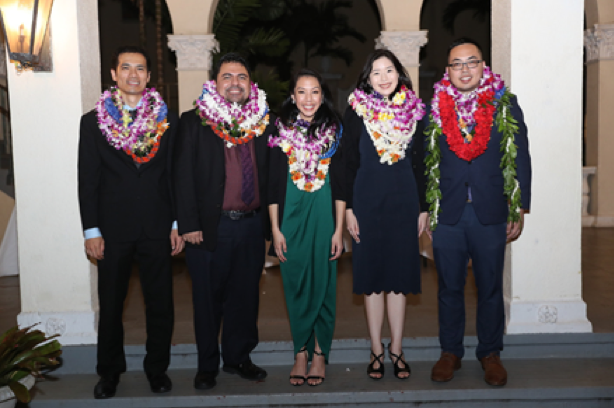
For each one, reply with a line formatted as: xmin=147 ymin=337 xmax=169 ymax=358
xmin=0 ymin=0 xmax=54 ymax=72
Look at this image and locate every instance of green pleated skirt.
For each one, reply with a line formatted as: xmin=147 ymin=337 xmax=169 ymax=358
xmin=280 ymin=173 xmax=337 ymax=362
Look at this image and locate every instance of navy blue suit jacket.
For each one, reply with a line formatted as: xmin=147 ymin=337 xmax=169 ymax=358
xmin=424 ymin=96 xmax=531 ymax=226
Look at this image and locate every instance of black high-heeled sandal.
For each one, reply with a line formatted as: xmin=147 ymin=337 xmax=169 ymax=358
xmin=388 ymin=343 xmax=411 ymax=379
xmin=289 ymin=346 xmax=308 ymax=386
xmin=307 ymin=350 xmax=326 ymax=386
xmin=367 ymin=343 xmax=385 ymax=380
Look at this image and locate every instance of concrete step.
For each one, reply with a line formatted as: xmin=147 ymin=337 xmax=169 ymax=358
xmin=28 ymin=359 xmax=614 ymax=408
xmin=54 ymin=333 xmax=614 ymax=375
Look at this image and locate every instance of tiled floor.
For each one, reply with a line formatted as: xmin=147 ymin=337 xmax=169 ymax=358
xmin=1 ymin=228 xmax=613 ymax=342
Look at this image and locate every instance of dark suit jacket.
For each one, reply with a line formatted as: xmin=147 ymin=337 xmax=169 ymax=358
xmin=174 ymin=108 xmax=273 ymax=251
xmin=341 ymin=106 xmax=428 ymax=212
xmin=423 ymin=96 xmax=532 ymax=225
xmin=267 ymin=126 xmax=345 ymax=257
xmin=78 ymin=109 xmax=179 ymax=241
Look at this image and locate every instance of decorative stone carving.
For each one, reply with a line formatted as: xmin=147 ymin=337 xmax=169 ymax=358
xmin=584 ymin=24 xmax=614 ymax=63
xmin=538 ymin=305 xmax=558 ymax=324
xmin=167 ymin=34 xmax=219 ymax=71
xmin=375 ymin=31 xmax=428 ymax=67
xmin=45 ymin=317 xmax=67 ymax=336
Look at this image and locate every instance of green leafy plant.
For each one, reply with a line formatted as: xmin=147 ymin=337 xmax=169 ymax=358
xmin=0 ymin=325 xmax=62 ymax=403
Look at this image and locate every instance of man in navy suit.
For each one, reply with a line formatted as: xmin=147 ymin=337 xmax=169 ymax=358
xmin=425 ymin=39 xmax=531 ymax=386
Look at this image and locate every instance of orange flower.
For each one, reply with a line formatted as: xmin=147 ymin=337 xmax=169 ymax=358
xmin=317 ymin=170 xmax=326 ymax=180
xmin=292 ymin=172 xmax=302 ymax=181
xmin=289 ymin=156 xmax=297 ymax=164
xmin=373 ymin=132 xmax=382 ymax=140
xmin=304 ymin=182 xmax=313 ymax=192
xmin=320 ymin=158 xmax=331 ymax=165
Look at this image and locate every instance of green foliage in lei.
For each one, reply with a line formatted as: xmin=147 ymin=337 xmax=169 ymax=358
xmin=424 ymin=88 xmax=522 ymax=231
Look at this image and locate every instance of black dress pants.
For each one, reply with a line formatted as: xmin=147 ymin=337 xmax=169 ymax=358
xmin=96 ymin=235 xmax=174 ymax=377
xmin=186 ymin=214 xmax=265 ymax=372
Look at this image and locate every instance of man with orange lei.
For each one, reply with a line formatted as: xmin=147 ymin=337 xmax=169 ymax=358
xmin=424 ymin=39 xmax=532 ymax=387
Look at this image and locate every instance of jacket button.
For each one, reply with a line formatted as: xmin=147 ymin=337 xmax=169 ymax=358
xmin=468 ymin=161 xmax=472 ymax=165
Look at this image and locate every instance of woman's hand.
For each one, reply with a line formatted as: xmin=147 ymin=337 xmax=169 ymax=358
xmin=418 ymin=212 xmax=432 ymax=240
xmin=330 ymin=230 xmax=343 ymax=261
xmin=272 ymin=229 xmax=288 ymax=262
xmin=346 ymin=209 xmax=360 ymax=243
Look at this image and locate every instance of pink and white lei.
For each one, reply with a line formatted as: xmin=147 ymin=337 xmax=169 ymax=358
xmin=269 ymin=119 xmax=337 ymax=192
xmin=195 ymin=80 xmax=268 ymax=146
xmin=431 ymin=66 xmax=505 ymax=129
xmin=96 ymin=87 xmax=168 ymax=153
xmin=348 ymin=86 xmax=425 ymax=165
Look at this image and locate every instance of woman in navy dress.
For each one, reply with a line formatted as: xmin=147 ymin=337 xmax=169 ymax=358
xmin=342 ymin=49 xmax=428 ymax=380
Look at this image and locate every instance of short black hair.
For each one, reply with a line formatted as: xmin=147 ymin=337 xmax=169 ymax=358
xmin=111 ymin=45 xmax=151 ymax=72
xmin=447 ymin=38 xmax=483 ymax=62
xmin=212 ymin=52 xmax=252 ymax=79
xmin=355 ymin=49 xmax=413 ymax=97
xmin=279 ymin=68 xmax=341 ymax=141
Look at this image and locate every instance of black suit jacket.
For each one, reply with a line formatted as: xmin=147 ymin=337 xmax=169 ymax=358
xmin=78 ymin=109 xmax=178 ymax=242
xmin=174 ymin=108 xmax=273 ymax=251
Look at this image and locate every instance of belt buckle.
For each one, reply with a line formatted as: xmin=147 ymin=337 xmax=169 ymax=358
xmin=228 ymin=211 xmax=242 ymax=221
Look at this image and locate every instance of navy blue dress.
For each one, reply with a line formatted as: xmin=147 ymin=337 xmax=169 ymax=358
xmin=350 ymin=124 xmax=422 ymax=295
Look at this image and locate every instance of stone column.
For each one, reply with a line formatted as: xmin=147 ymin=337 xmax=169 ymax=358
xmin=375 ymin=30 xmax=428 ymax=96
xmin=168 ymin=34 xmax=218 ymax=114
xmin=8 ymin=0 xmax=101 ymax=344
xmin=492 ymin=0 xmax=591 ymax=333
xmin=584 ymin=24 xmax=614 ymax=226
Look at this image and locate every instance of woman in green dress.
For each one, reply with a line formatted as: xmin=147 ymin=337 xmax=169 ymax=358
xmin=268 ymin=68 xmax=345 ymax=387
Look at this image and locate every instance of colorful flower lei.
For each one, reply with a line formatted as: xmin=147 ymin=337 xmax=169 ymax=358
xmin=425 ymin=66 xmax=522 ymax=230
xmin=195 ymin=80 xmax=269 ymax=148
xmin=269 ymin=118 xmax=339 ymax=193
xmin=96 ymin=87 xmax=169 ymax=163
xmin=348 ymin=85 xmax=425 ymax=165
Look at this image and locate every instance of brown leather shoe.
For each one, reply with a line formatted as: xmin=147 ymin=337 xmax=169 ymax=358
xmin=480 ymin=353 xmax=507 ymax=386
xmin=431 ymin=352 xmax=461 ymax=382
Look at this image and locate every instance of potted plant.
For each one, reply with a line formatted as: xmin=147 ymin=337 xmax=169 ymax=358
xmin=0 ymin=325 xmax=62 ymax=407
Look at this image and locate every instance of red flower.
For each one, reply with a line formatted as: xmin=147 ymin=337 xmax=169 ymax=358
xmin=439 ymin=91 xmax=495 ymax=161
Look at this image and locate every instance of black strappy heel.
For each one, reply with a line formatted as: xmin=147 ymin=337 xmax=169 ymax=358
xmin=367 ymin=343 xmax=385 ymax=380
xmin=307 ymin=350 xmax=326 ymax=386
xmin=289 ymin=346 xmax=308 ymax=386
xmin=388 ymin=343 xmax=411 ymax=379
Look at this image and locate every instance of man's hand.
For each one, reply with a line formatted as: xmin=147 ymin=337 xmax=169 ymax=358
xmin=183 ymin=231 xmax=203 ymax=245
xmin=85 ymin=237 xmax=105 ymax=260
xmin=170 ymin=229 xmax=184 ymax=255
xmin=507 ymin=209 xmax=525 ymax=241
xmin=418 ymin=212 xmax=430 ymax=238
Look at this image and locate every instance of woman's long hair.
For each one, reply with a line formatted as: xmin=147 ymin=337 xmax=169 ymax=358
xmin=279 ymin=68 xmax=341 ymax=141
xmin=355 ymin=49 xmax=413 ymax=97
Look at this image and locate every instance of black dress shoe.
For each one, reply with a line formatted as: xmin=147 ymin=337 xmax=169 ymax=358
xmin=194 ymin=371 xmax=218 ymax=390
xmin=94 ymin=374 xmax=120 ymax=399
xmin=223 ymin=360 xmax=267 ymax=380
xmin=148 ymin=372 xmax=172 ymax=393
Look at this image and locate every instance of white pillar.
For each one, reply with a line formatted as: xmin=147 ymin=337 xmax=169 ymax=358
xmin=492 ymin=0 xmax=591 ymax=333
xmin=584 ymin=24 xmax=614 ymax=226
xmin=375 ymin=30 xmax=428 ymax=96
xmin=167 ymin=34 xmax=218 ymax=114
xmin=8 ymin=0 xmax=101 ymax=344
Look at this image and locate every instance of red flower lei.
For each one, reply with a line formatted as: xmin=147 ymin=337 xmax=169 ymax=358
xmin=439 ymin=89 xmax=496 ymax=161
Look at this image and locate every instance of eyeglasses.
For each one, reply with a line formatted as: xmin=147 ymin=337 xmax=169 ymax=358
xmin=448 ymin=60 xmax=482 ymax=71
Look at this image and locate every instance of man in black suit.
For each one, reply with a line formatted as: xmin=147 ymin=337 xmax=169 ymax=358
xmin=174 ymin=53 xmax=273 ymax=390
xmin=78 ymin=46 xmax=183 ymax=399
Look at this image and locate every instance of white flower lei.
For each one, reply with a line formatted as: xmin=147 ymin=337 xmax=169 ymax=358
xmin=195 ymin=81 xmax=269 ymax=148
xmin=269 ymin=119 xmax=338 ymax=193
xmin=349 ymin=86 xmax=425 ymax=165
